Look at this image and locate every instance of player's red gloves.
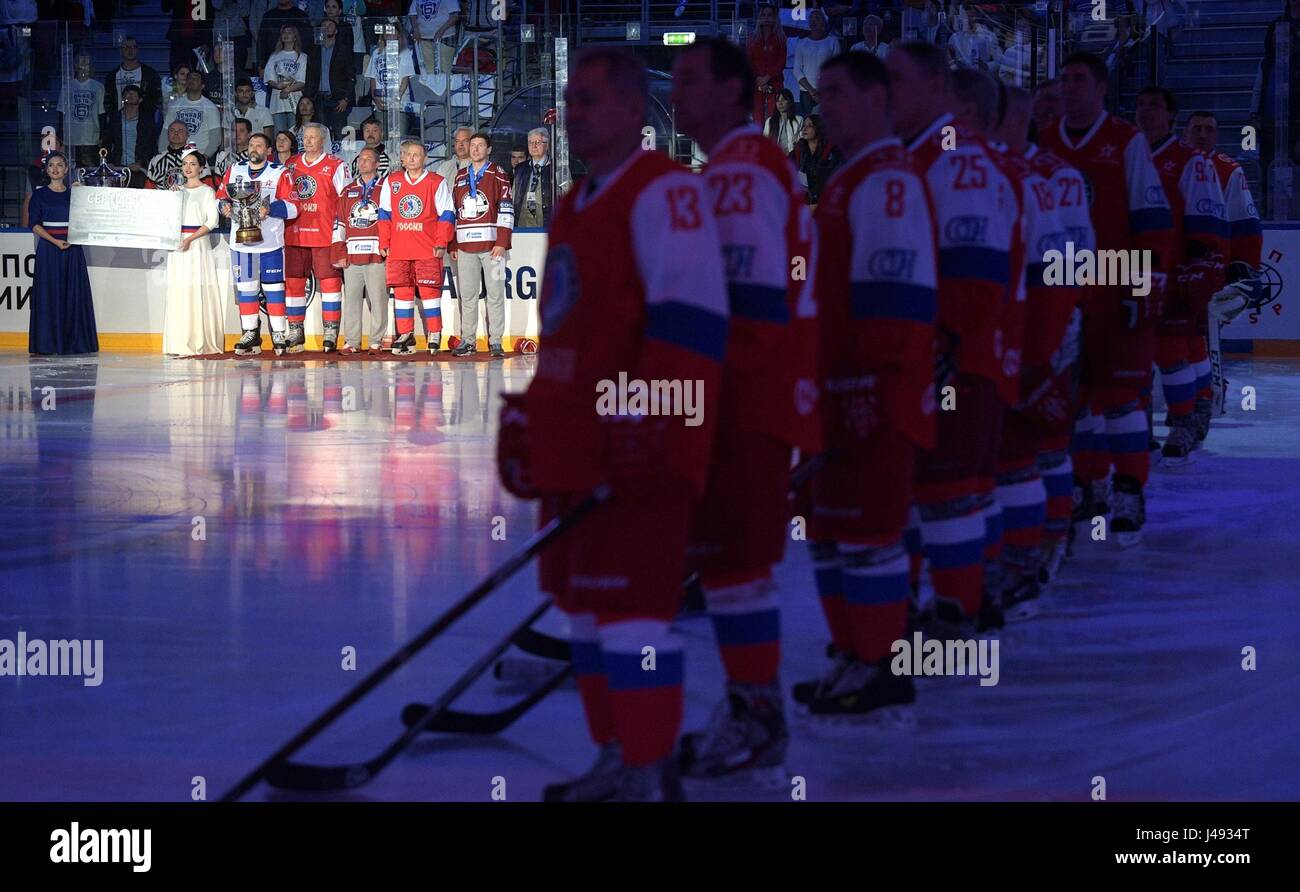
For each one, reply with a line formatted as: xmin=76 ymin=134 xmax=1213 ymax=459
xmin=1175 ymin=255 xmax=1226 ymax=311
xmin=497 ymin=392 xmax=538 ymax=499
xmin=602 ymin=412 xmax=671 ymax=497
xmin=1123 ymin=270 xmax=1167 ymax=329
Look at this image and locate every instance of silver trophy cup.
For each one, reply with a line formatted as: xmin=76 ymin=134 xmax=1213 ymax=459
xmin=227 ymin=179 xmax=264 ymax=245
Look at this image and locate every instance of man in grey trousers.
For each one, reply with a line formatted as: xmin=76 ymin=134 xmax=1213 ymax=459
xmin=335 ymin=147 xmax=391 ymax=353
xmin=449 ymin=131 xmax=515 ymax=357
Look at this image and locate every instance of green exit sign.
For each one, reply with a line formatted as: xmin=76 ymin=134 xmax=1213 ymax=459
xmin=663 ymin=32 xmax=696 ymax=46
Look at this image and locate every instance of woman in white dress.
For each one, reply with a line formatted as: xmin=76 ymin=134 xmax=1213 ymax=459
xmin=162 ymin=150 xmax=225 ymax=357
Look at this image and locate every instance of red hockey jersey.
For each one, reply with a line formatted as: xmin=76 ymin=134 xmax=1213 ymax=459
xmin=704 ymin=124 xmax=820 ymax=453
xmin=906 ymin=113 xmax=1017 ymax=387
xmin=524 ymin=149 xmax=729 ymax=497
xmin=1209 ymin=151 xmax=1262 ymax=269
xmin=1150 ymin=135 xmax=1228 ymax=311
xmin=332 ymin=174 xmax=384 ymax=265
xmin=451 ymin=161 xmax=514 ymax=253
xmin=815 ymin=136 xmax=938 ymax=450
xmin=378 ymin=169 xmax=456 ymax=260
xmin=284 ymin=151 xmax=352 ymax=247
xmin=1038 ymin=113 xmax=1175 ymax=322
xmin=1024 ymin=144 xmax=1091 ymax=368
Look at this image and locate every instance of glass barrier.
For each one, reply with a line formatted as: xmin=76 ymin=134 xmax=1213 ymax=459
xmin=0 ymin=3 xmax=1294 ymax=228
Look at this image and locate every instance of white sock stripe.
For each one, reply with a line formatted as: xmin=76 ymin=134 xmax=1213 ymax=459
xmin=598 ymin=619 xmax=680 ymax=654
xmin=919 ymin=512 xmax=985 ymax=544
xmin=703 ymin=580 xmax=779 ymax=615
xmin=1106 ymin=409 xmax=1149 ymax=435
xmin=839 ymin=551 xmax=909 ymax=578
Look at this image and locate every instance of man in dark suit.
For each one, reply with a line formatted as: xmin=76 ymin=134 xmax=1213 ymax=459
xmin=101 ymin=84 xmax=159 ymax=187
xmin=306 ymin=17 xmax=356 ymax=139
xmin=511 ymin=126 xmax=554 ymax=229
xmin=104 ymin=37 xmax=164 ymax=126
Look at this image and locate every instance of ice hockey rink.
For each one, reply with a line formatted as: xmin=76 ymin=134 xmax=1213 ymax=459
xmin=1 ymin=351 xmax=1297 ymax=802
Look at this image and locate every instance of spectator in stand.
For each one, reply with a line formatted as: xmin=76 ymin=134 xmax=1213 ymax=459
xmin=349 ymin=116 xmax=392 ymax=177
xmin=59 ymin=53 xmax=105 ymax=167
xmin=435 ymin=124 xmax=471 ymax=182
xmin=1031 ymin=77 xmax=1061 ymax=141
xmin=763 ymin=87 xmax=802 ymax=153
xmin=291 ymin=94 xmax=318 ymax=145
xmin=200 ymin=42 xmax=232 ymax=107
xmin=848 ymin=13 xmax=889 ymax=58
xmin=231 ymin=75 xmax=274 ymax=138
xmin=161 ymin=62 xmax=191 ymax=110
xmin=159 ymin=69 xmax=222 ymax=156
xmin=147 ymin=120 xmax=195 ymax=187
xmin=949 ymin=7 xmax=996 ymax=70
xmin=264 ymin=24 xmax=309 ymax=133
xmin=1253 ymin=0 xmax=1300 ymax=184
xmin=789 ymin=113 xmax=840 ymax=209
xmin=212 ymin=0 xmax=253 ymax=74
xmin=996 ymin=15 xmax=1042 ymax=86
xmin=747 ymin=2 xmax=787 ymax=126
xmin=365 ymin=26 xmax=416 ymax=137
xmin=308 ymin=16 xmax=355 ymax=137
xmin=105 ymin=37 xmax=163 ymax=122
xmin=102 ymin=83 xmax=157 ymax=186
xmin=274 ymin=128 xmax=297 ymax=164
xmin=408 ymin=0 xmax=459 ymax=74
xmin=511 ymin=126 xmax=551 ymax=229
xmin=334 ymin=0 xmax=369 ymax=102
xmin=164 ymin=0 xmax=210 ymax=71
xmin=510 ymin=146 xmax=526 ymax=170
xmin=258 ymin=0 xmax=312 ymax=69
xmin=322 ymin=0 xmax=356 ymax=57
xmin=214 ymin=116 xmax=252 ymax=176
xmin=794 ymin=9 xmax=839 ymax=114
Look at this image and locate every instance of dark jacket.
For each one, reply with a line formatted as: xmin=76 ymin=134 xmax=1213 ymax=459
xmin=511 ymin=158 xmax=553 ymax=227
xmin=103 ymin=63 xmax=164 ymax=120
xmin=1256 ymin=10 xmax=1300 ymax=120
xmin=306 ymin=40 xmax=356 ymax=105
xmin=790 ymin=139 xmax=842 ymax=206
xmin=102 ymin=110 xmax=160 ymax=168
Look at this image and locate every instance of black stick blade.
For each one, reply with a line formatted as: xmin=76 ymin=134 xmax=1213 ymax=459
xmin=265 ymin=759 xmax=375 ymax=792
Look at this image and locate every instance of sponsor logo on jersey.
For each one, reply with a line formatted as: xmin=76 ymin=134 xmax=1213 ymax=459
xmin=944 ymin=215 xmax=988 ymax=245
xmin=295 ymin=175 xmax=317 ymax=199
xmin=1145 ymin=185 xmax=1167 ymax=206
xmin=540 ymin=244 xmax=579 ymax=334
xmin=398 ymin=194 xmax=424 ymax=218
xmin=459 ymin=192 xmax=490 ymax=219
xmin=867 ymin=248 xmax=918 ymax=280
xmin=1196 ymin=197 xmax=1226 ymax=218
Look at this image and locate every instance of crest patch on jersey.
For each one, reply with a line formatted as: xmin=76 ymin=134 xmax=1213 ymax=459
xmin=295 ymin=175 xmax=317 ymax=199
xmin=540 ymin=244 xmax=579 ymax=334
xmin=398 ymin=194 xmax=424 ymax=218
xmin=348 ymin=201 xmax=379 ymax=229
xmin=459 ymin=192 xmax=490 ymax=218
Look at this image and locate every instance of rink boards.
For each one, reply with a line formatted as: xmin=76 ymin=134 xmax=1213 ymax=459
xmin=0 ymin=229 xmax=547 ymax=353
xmin=2 ymin=225 xmax=1300 ymax=354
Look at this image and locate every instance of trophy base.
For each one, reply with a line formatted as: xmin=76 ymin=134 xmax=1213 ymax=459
xmin=235 ymin=228 xmax=263 ymax=246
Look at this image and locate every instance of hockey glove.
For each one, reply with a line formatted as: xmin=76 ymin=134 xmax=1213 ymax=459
xmin=497 ymin=393 xmax=539 ymax=499
xmin=1122 ymin=271 xmax=1167 ymax=330
xmin=1209 ymin=271 xmax=1268 ymax=323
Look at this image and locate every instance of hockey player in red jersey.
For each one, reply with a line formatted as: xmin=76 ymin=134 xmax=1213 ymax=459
xmin=1002 ymin=87 xmax=1096 ymax=588
xmin=284 ymin=123 xmax=353 ymax=353
xmin=887 ymin=42 xmax=1017 ymax=635
xmin=1135 ymin=87 xmax=1229 ymax=466
xmin=497 ymin=47 xmax=729 ymax=801
xmin=1039 ymin=51 xmax=1175 ymax=547
xmin=378 ymin=140 xmax=456 ymax=355
xmin=1185 ymin=109 xmax=1265 ymax=442
xmin=793 ymin=51 xmax=938 ymax=717
xmin=666 ymin=38 xmax=819 ymax=776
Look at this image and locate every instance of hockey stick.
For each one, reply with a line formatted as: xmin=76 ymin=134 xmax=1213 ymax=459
xmin=219 ymin=485 xmax=611 ymax=800
xmin=440 ymin=451 xmax=835 ymax=675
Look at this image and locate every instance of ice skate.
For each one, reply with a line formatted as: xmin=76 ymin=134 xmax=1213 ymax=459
xmin=271 ymin=330 xmax=288 ymax=356
xmin=611 ymin=757 xmax=686 ymax=802
xmin=427 ymin=333 xmax=441 ymax=355
xmin=1110 ymin=474 xmax=1145 ymax=547
xmin=542 ymin=742 xmax=623 ymax=802
xmin=1002 ymin=573 xmax=1042 ymax=622
xmin=1193 ymin=397 xmax=1213 ymax=444
xmin=1160 ymin=420 xmax=1197 ymax=468
xmin=391 ymin=332 xmax=416 ymax=356
xmin=805 ymin=656 xmax=916 ymax=730
xmin=678 ymin=682 xmax=788 ymax=786
xmin=322 ymin=322 xmax=340 ymax=353
xmin=287 ymin=321 xmax=306 ymax=354
xmin=792 ymin=646 xmax=854 ymax=709
xmin=233 ymin=328 xmax=261 ymax=356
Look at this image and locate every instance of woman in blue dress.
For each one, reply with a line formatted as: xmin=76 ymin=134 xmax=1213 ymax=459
xmin=28 ymin=153 xmax=99 ymax=355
